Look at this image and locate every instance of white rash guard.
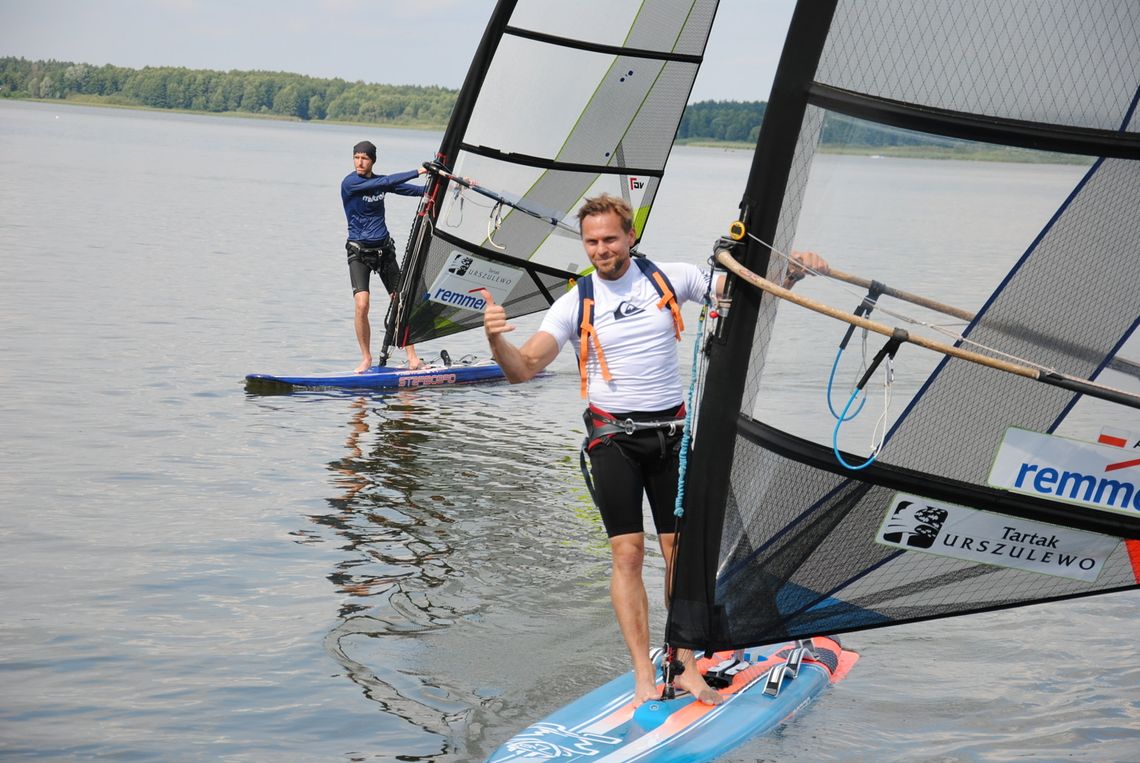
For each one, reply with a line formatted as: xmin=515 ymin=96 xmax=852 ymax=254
xmin=539 ymin=261 xmax=709 ymax=412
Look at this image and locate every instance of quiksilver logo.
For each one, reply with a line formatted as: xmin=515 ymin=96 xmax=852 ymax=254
xmin=613 ymin=301 xmax=645 ymax=320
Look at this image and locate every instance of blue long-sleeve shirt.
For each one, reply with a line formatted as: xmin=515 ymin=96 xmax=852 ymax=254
xmin=340 ymin=169 xmax=425 ymax=245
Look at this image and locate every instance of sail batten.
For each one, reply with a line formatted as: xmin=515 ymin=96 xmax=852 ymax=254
xmin=503 ymin=26 xmax=706 ymax=64
xmin=808 ymin=83 xmax=1140 ymax=159
xmin=457 ymin=143 xmax=664 ymax=177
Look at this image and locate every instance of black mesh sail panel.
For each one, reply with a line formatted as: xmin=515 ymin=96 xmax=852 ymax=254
xmin=669 ymin=0 xmax=1140 ymax=651
xmin=385 ymin=0 xmax=719 ymax=349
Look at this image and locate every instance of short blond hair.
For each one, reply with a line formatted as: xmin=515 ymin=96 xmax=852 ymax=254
xmin=577 ymin=194 xmax=634 ymax=233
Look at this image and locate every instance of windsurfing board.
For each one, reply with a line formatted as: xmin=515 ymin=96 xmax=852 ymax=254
xmin=244 ymin=358 xmax=506 ymax=392
xmin=486 ymin=636 xmax=858 ymax=762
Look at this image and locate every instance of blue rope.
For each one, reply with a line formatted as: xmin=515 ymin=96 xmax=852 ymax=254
xmin=674 ymin=276 xmax=714 ymax=518
xmin=826 ymin=347 xmax=866 ymax=421
xmin=832 ymin=388 xmax=880 ymax=470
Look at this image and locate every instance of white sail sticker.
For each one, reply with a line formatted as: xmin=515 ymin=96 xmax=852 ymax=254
xmin=426 ymin=252 xmax=522 ymax=313
xmin=988 ymin=428 xmax=1140 ymax=517
xmin=877 ymin=493 xmax=1118 ymax=582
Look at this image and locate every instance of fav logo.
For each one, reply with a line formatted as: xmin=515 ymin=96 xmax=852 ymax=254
xmin=629 ymin=177 xmax=645 ymax=190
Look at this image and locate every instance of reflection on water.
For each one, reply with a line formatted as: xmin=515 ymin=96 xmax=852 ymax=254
xmin=305 ymin=387 xmax=613 ymax=759
xmin=320 ymin=396 xmax=457 ymax=618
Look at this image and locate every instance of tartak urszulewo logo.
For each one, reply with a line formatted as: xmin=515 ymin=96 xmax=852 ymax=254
xmin=880 ymin=500 xmax=947 ymax=549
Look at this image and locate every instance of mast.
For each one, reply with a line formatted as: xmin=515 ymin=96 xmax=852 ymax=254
xmin=667 ymin=0 xmax=840 ymax=651
xmin=379 ymin=0 xmax=519 ymax=365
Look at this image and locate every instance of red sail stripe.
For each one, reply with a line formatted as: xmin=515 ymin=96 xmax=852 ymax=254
xmin=1098 ymin=433 xmax=1129 ymax=447
xmin=1128 ymin=540 xmax=1140 ymax=584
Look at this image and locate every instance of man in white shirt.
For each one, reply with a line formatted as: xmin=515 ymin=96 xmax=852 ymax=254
xmin=482 ymin=194 xmax=827 ymax=707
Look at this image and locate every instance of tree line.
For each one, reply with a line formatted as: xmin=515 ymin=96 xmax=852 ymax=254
xmin=0 ymin=57 xmax=455 ymax=125
xmin=2 ymin=56 xmax=950 ymax=149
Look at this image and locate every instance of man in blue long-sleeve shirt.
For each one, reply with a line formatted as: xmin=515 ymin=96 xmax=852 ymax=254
xmin=341 ymin=140 xmax=427 ymax=372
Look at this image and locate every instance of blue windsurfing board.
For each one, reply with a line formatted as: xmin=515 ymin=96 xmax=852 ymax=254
xmin=486 ymin=637 xmax=858 ymax=762
xmin=245 ymin=358 xmax=505 ymax=392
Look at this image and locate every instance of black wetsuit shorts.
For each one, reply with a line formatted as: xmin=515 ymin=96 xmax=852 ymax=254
xmin=585 ymin=405 xmax=684 ymax=538
xmin=347 ymin=238 xmax=400 ymax=295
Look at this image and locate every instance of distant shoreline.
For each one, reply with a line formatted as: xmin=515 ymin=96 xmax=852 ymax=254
xmin=676 ymin=137 xmax=1092 ymax=165
xmin=5 ymin=95 xmax=446 ymax=132
xmin=7 ymin=95 xmax=1092 ymax=165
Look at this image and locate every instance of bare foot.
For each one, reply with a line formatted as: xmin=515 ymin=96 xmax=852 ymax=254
xmin=406 ymin=359 xmax=424 ymax=371
xmin=354 ymin=358 xmax=372 ymax=374
xmin=630 ymin=679 xmax=660 ymax=709
xmin=675 ymin=668 xmax=724 ymax=705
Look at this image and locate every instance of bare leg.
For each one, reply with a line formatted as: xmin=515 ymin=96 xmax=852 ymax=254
xmin=610 ymin=532 xmax=659 ymax=708
xmin=353 ymin=291 xmax=372 ymax=373
xmin=385 ymin=291 xmax=422 ymax=370
xmin=659 ymin=532 xmax=723 ymax=705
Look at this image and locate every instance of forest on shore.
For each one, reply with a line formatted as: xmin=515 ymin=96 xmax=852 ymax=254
xmin=1 ymin=56 xmax=1080 ymax=162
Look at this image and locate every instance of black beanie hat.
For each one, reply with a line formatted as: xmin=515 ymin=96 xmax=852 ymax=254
xmin=353 ymin=140 xmax=377 ymax=161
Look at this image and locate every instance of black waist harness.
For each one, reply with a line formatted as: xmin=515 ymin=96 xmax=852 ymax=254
xmin=346 ymin=239 xmax=393 ymax=259
xmin=579 ymin=403 xmax=685 ymax=506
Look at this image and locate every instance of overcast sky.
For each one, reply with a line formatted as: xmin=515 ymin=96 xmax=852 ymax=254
xmin=0 ymin=0 xmax=797 ymax=102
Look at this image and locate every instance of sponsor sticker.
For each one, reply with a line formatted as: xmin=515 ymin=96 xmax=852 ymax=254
xmin=426 ymin=252 xmax=521 ymax=313
xmin=988 ymin=428 xmax=1140 ymax=517
xmin=877 ymin=493 xmax=1118 ymax=582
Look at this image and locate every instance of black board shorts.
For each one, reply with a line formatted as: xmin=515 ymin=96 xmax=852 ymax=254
xmin=586 ymin=406 xmax=684 ymax=538
xmin=346 ymin=239 xmax=401 ymax=295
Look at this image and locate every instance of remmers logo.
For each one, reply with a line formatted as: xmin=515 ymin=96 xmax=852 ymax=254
xmin=989 ymin=428 xmax=1140 ymax=517
xmin=1011 ymin=461 xmax=1139 ymax=513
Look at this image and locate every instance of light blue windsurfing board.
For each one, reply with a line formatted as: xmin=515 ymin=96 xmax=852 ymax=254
xmin=486 ymin=637 xmax=858 ymax=762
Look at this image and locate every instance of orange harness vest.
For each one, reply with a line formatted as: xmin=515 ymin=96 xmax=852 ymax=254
xmin=575 ymin=257 xmax=684 ymax=398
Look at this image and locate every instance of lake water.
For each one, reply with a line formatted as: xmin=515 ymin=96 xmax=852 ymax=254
xmin=1 ymin=100 xmax=1136 ymax=762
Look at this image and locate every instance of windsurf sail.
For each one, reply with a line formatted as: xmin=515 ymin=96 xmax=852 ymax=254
xmin=380 ymin=0 xmax=720 ymax=361
xmin=668 ymin=0 xmax=1140 ymax=651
